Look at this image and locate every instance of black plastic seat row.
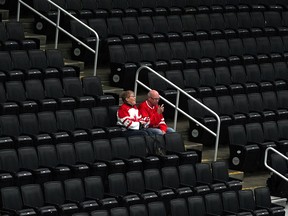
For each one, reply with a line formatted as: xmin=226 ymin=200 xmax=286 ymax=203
xmin=0 ymin=133 xmax=198 ymax=187
xmin=0 ymin=176 xmax=120 ymax=215
xmin=150 ymin=62 xmax=288 ymax=99
xmin=108 ymin=35 xmax=288 ymax=88
xmin=71 ymin=11 xmax=288 ymax=46
xmin=0 ymin=22 xmax=40 ymax=51
xmin=170 ymin=187 xmax=284 ymax=216
xmin=0 ymin=49 xmax=79 ymax=81
xmin=0 ymin=107 xmax=123 ymax=148
xmin=228 ymin=119 xmax=288 ymax=171
xmin=0 ymin=76 xmax=116 ymax=115
xmin=0 ymin=176 xmax=187 ymax=216
xmin=0 ymin=162 xmax=242 ymax=215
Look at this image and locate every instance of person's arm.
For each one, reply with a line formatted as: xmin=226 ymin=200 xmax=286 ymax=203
xmin=139 ymin=102 xmax=162 ymax=126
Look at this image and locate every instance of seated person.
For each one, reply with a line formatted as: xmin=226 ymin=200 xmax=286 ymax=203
xmin=117 ymin=90 xmax=149 ymax=137
xmin=138 ymin=90 xmax=175 ymax=135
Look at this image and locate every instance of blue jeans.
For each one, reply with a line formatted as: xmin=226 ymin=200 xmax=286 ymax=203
xmin=146 ymin=127 xmax=175 ymax=135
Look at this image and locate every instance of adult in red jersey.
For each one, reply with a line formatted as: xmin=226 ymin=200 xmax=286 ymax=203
xmin=138 ymin=89 xmax=175 ymax=135
xmin=117 ymin=90 xmax=149 ymax=137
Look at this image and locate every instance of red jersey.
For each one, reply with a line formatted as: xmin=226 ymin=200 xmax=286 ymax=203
xmin=138 ymin=100 xmax=168 ymax=132
xmin=117 ymin=103 xmax=143 ymax=130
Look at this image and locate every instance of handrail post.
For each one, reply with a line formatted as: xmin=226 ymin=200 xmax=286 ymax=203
xmin=55 ymin=8 xmax=61 ymax=49
xmin=173 ymin=90 xmax=180 ymax=130
xmin=214 ymin=115 xmax=221 ymax=161
xmin=93 ymin=35 xmax=100 ymax=76
xmin=17 ymin=0 xmax=21 ymax=21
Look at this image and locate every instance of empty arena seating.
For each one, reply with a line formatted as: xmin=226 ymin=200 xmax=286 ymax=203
xmin=0 ymin=49 xmax=80 ymax=81
xmin=0 ymin=22 xmax=40 ymax=51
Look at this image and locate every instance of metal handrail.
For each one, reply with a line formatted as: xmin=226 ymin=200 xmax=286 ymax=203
xmin=17 ymin=0 xmax=99 ymax=75
xmin=264 ymin=147 xmax=288 ymax=182
xmin=134 ymin=66 xmax=221 ymax=161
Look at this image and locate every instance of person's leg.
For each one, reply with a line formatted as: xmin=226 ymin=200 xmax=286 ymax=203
xmin=147 ymin=128 xmax=163 ymax=135
xmin=166 ymin=127 xmax=175 ymax=133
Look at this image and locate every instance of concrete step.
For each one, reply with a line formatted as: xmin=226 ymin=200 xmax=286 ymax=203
xmin=25 ymin=32 xmax=46 ymax=46
xmin=64 ymin=58 xmax=85 ymax=72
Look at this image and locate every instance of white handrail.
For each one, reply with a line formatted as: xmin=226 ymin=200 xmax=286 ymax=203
xmin=264 ymin=147 xmax=288 ymax=182
xmin=17 ymin=0 xmax=99 ymax=76
xmin=134 ymin=66 xmax=221 ymax=161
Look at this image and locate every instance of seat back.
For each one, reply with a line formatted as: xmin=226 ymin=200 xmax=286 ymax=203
xmin=82 ymin=76 xmax=104 ymax=97
xmin=38 ymin=111 xmax=58 ymax=133
xmin=126 ymin=171 xmax=145 ymax=194
xmin=111 ymin=137 xmax=130 ymax=159
xmin=44 ymin=78 xmax=65 ymax=98
xmin=1 ymin=187 xmax=24 ymax=210
xmin=161 ymin=166 xmax=180 ymax=188
xmin=6 ymin=81 xmax=27 ymax=102
xmin=195 ymin=163 xmax=213 ymax=184
xmin=204 ymin=193 xmax=223 ymax=215
xmin=178 ymin=164 xmax=197 ymax=187
xmin=91 ymin=106 xmax=111 ymax=127
xmin=19 ymin=113 xmax=39 ymax=135
xmin=147 ymin=201 xmax=166 ymax=216
xmin=74 ymin=108 xmax=94 ymax=129
xmin=21 ymin=184 xmax=45 ymax=208
xmin=0 ymin=149 xmax=20 ymax=172
xmin=238 ymin=190 xmax=256 ymax=211
xmin=92 ymin=139 xmax=113 ymax=161
xmin=43 ymin=181 xmax=66 ymax=205
xmin=254 ymin=187 xmax=272 ymax=208
xmin=170 ymin=198 xmax=189 ymax=216
xmin=64 ymin=178 xmax=85 ymax=202
xmin=222 ymin=191 xmax=240 ymax=213
xmin=84 ymin=176 xmax=105 ymax=200
xmin=63 ymin=77 xmax=84 ymax=97
xmin=56 ymin=110 xmax=76 ymax=132
xmin=164 ymin=132 xmax=185 ymax=152
xmin=25 ymin=79 xmax=46 ymax=100
xmin=108 ymin=173 xmax=127 ymax=196
xmin=18 ymin=147 xmax=39 ymax=170
xmin=37 ymin=145 xmax=59 ymax=167
xmin=187 ymin=196 xmax=206 ymax=216
xmin=56 ymin=143 xmax=77 ymax=165
xmin=144 ymin=168 xmax=163 ymax=191
xmin=211 ymin=161 xmax=229 ymax=182
xmin=74 ymin=141 xmax=94 ymax=164
xmin=129 ymin=204 xmax=148 ymax=216
xmin=46 ymin=49 xmax=64 ymax=68
xmin=127 ymin=135 xmax=147 ymax=157
xmin=228 ymin=125 xmax=248 ymax=146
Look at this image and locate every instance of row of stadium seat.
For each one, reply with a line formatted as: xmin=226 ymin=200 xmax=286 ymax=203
xmin=0 ymin=184 xmax=281 ymax=216
xmin=0 ymin=77 xmax=115 ymax=114
xmin=188 ymin=90 xmax=288 ymax=146
xmin=108 ymin=34 xmax=288 ymax=88
xmin=0 ymin=133 xmax=199 ymax=186
xmin=0 ymin=22 xmax=40 ymax=51
xmin=0 ymin=49 xmax=79 ymax=81
xmin=70 ymin=10 xmax=288 ymax=48
xmin=148 ymin=62 xmax=288 ymax=99
xmin=228 ymin=120 xmax=288 ymax=171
